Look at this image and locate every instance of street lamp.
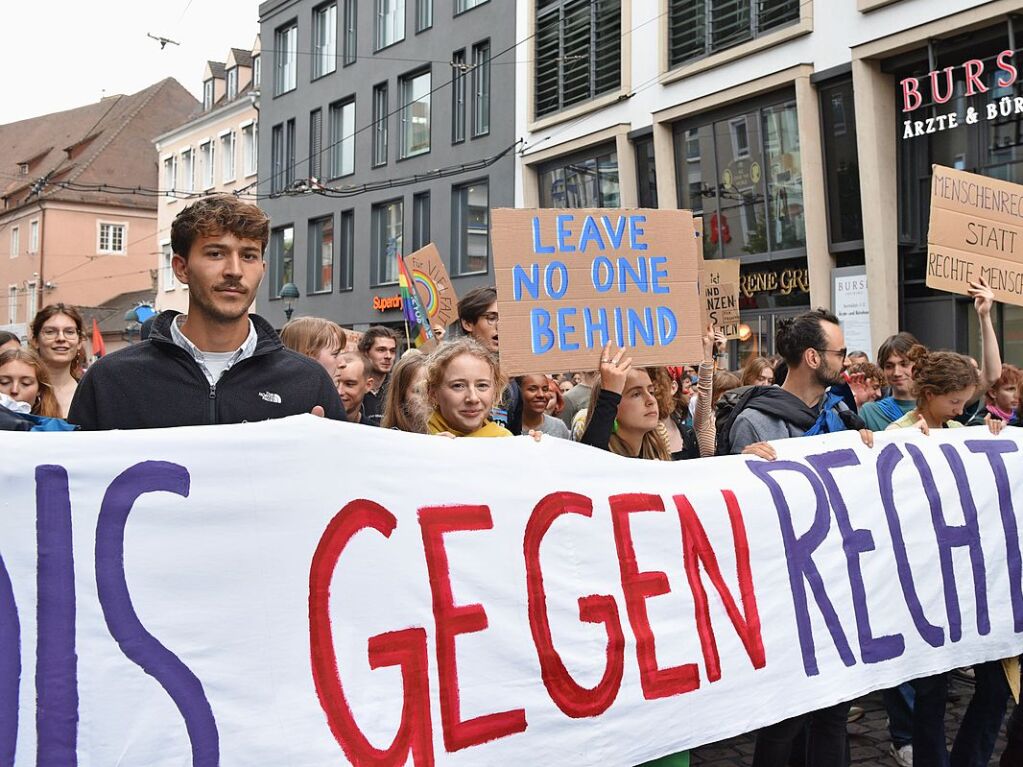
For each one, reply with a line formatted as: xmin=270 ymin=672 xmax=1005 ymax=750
xmin=279 ymin=282 xmax=300 ymax=322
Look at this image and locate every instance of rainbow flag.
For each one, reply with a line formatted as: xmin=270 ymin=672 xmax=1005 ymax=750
xmin=397 ymin=251 xmax=434 ymax=348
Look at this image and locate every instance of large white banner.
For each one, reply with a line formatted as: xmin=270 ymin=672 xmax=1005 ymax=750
xmin=1 ymin=418 xmax=1022 ymax=766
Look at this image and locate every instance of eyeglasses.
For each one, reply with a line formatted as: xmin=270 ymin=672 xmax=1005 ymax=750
xmin=479 ymin=312 xmax=499 ymax=325
xmin=39 ymin=327 xmax=80 ymax=340
xmin=816 ymin=347 xmax=848 ymax=360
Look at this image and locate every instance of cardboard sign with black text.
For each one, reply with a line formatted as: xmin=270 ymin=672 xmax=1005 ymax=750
xmin=492 ymin=208 xmax=703 ymax=375
xmin=927 ymin=164 xmax=1023 ymax=306
xmin=700 ymin=258 xmax=741 ymax=339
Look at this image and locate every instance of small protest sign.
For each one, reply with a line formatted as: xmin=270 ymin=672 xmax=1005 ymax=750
xmin=492 ymin=208 xmax=703 ymax=375
xmin=404 ymin=243 xmax=458 ymax=334
xmin=700 ymin=258 xmax=741 ymax=339
xmin=927 ymin=164 xmax=1023 ymax=306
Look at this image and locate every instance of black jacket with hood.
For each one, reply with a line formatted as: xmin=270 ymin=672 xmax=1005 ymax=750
xmin=69 ymin=311 xmax=346 ymax=430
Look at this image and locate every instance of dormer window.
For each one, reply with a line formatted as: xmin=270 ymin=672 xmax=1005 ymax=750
xmin=203 ymin=79 xmax=215 ymax=110
xmin=227 ymin=68 xmax=238 ymax=100
xmin=252 ymin=55 xmax=261 ymax=88
xmin=18 ymin=164 xmax=28 ymax=176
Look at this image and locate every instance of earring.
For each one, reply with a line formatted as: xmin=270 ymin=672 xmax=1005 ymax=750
xmin=612 ymin=419 xmax=619 ymax=434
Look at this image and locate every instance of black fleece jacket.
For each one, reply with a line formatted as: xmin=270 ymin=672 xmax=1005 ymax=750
xmin=68 ymin=311 xmax=345 ymax=430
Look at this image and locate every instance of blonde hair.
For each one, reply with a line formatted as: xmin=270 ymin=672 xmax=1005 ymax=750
xmin=381 ymin=352 xmax=429 ymax=433
xmin=0 ymin=348 xmax=61 ymax=418
xmin=426 ymin=337 xmax=507 ymax=407
xmin=279 ymin=317 xmax=346 ymax=359
xmin=585 ymin=367 xmax=671 ymax=461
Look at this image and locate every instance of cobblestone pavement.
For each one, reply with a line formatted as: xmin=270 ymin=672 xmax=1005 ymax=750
xmin=690 ymin=674 xmax=1014 ymax=765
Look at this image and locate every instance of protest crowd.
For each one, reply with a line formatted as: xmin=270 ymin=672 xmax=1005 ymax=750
xmin=2 ymin=193 xmax=1021 ymax=766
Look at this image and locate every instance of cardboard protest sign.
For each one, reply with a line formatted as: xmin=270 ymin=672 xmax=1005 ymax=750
xmin=927 ymin=164 xmax=1023 ymax=306
xmin=700 ymin=258 xmax=741 ymax=339
xmin=492 ymin=209 xmax=703 ymax=375
xmin=404 ymin=243 xmax=459 ymax=334
xmin=4 ymin=419 xmax=1023 ymax=765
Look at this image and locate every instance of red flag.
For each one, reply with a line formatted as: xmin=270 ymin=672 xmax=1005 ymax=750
xmin=91 ymin=317 xmax=106 ymax=358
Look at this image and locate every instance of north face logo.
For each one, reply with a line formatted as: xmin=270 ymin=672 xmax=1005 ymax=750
xmin=259 ymin=391 xmax=282 ymax=404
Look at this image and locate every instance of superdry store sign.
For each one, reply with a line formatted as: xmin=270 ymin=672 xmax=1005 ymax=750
xmin=901 ymin=50 xmax=1023 ymax=138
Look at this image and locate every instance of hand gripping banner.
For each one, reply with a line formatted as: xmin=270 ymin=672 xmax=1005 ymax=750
xmin=1 ymin=417 xmax=1021 ymax=766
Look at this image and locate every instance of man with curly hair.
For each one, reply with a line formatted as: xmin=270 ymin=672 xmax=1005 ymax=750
xmin=69 ymin=195 xmax=345 ymax=429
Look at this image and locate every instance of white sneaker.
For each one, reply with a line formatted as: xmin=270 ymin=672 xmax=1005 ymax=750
xmin=889 ymin=743 xmax=913 ymax=767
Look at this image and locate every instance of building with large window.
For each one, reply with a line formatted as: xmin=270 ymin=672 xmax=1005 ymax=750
xmin=516 ymin=0 xmax=1023 ymax=367
xmin=257 ymin=0 xmax=515 ymax=333
xmin=154 ymin=40 xmax=262 ymax=312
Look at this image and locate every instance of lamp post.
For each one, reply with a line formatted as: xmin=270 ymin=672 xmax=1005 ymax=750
xmin=279 ymin=282 xmax=300 ymax=322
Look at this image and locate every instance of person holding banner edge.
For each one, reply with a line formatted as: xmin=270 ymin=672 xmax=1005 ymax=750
xmin=425 ymin=337 xmax=513 ymax=438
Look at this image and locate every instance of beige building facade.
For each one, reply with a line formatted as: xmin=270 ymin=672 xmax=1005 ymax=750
xmin=516 ymin=0 xmax=1023 ymax=366
xmin=0 ymin=78 xmax=198 ymax=347
xmin=154 ymin=41 xmax=260 ymax=312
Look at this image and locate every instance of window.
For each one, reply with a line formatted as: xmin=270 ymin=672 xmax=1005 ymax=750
xmin=199 ymin=140 xmax=215 ymax=189
xmin=413 ymin=191 xmax=430 ymax=250
xmin=161 ymin=243 xmax=178 ymax=291
xmin=310 ymin=109 xmax=323 ymax=180
xmin=26 ymin=280 xmax=37 ymax=320
xmin=203 ymin=79 xmax=215 ymax=110
xmin=220 ymin=131 xmax=236 ymax=183
xmin=328 ymin=99 xmax=355 ymax=178
xmin=452 ymin=181 xmax=489 ymax=275
xmin=672 ymin=95 xmax=806 ymax=261
xmin=275 ymin=22 xmax=298 ymax=95
xmin=227 ymin=67 xmax=238 ymax=99
xmin=342 ymin=0 xmax=357 ymax=65
xmin=375 ymin=0 xmax=405 ymax=50
xmin=163 ymin=155 xmax=178 ymax=192
xmin=313 ymin=3 xmax=338 ymax=78
xmin=668 ymin=0 xmax=800 ymax=68
xmin=399 ymin=70 xmax=431 ymax=158
xmin=10 ymin=227 xmax=18 ymax=258
xmin=98 ymin=223 xmax=126 ymax=254
xmin=451 ymin=50 xmax=466 ymax=143
xmin=471 ymin=41 xmax=490 ymax=137
xmin=634 ymin=135 xmax=658 ymax=208
xmin=819 ymin=78 xmax=863 ymax=248
xmin=253 ymin=55 xmax=261 ymax=88
xmin=28 ymin=219 xmax=38 ymax=254
xmin=269 ymin=225 xmax=295 ymax=297
xmin=309 ymin=215 xmax=335 ymax=293
xmin=372 ymin=83 xmax=389 ymax=166
xmin=181 ymin=148 xmax=195 ymax=192
xmin=338 ymin=210 xmax=354 ymax=291
xmin=271 ymin=120 xmax=296 ymax=193
xmin=416 ymin=0 xmax=432 ymax=31
xmin=372 ymin=199 xmax=403 ymax=284
xmin=455 ymin=0 xmax=487 ymax=12
xmin=535 ymin=0 xmax=621 ymax=118
xmin=539 ymin=146 xmax=620 ymax=208
xmin=242 ymin=123 xmax=258 ymax=176
xmin=7 ymin=286 xmax=16 ymax=324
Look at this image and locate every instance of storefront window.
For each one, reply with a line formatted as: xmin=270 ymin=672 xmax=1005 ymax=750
xmin=674 ymin=95 xmax=805 ymax=260
xmin=538 ymin=146 xmax=621 ymax=207
xmin=819 ymin=78 xmax=863 ymax=247
xmin=895 ymin=19 xmax=1023 ymax=363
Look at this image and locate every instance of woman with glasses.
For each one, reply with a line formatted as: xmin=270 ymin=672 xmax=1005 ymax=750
xmin=30 ymin=303 xmax=86 ymax=418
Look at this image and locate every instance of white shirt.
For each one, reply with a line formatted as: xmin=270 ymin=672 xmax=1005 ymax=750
xmin=169 ymin=315 xmax=258 ymax=386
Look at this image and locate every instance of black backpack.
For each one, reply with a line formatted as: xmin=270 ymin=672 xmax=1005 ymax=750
xmin=713 ymin=385 xmax=758 ymax=456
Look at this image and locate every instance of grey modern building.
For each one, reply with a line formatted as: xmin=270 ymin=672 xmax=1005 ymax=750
xmin=257 ymin=0 xmax=515 ymax=333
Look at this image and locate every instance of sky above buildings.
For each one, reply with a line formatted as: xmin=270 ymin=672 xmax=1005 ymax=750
xmin=2 ymin=0 xmax=260 ymax=124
